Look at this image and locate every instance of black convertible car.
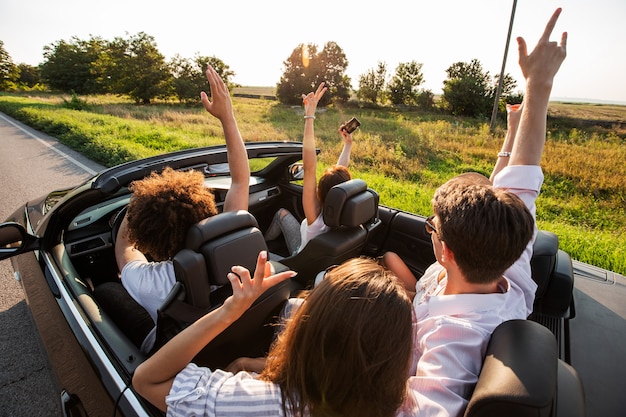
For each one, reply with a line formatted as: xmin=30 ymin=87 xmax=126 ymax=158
xmin=1 ymin=142 xmax=624 ymax=416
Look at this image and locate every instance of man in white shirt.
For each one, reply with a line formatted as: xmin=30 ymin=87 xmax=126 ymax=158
xmin=383 ymin=8 xmax=568 ymax=416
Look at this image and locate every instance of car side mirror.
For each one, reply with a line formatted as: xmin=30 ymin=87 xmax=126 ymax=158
xmin=0 ymin=223 xmax=39 ymax=260
xmin=289 ymin=162 xmax=304 ymax=181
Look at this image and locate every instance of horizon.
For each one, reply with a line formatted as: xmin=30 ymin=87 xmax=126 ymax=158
xmin=233 ymin=85 xmax=626 ymax=106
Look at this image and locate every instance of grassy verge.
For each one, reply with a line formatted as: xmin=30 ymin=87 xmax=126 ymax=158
xmin=1 ymin=92 xmax=624 ymax=275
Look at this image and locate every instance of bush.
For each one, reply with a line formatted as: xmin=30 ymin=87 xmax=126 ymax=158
xmin=62 ymin=93 xmax=91 ymax=111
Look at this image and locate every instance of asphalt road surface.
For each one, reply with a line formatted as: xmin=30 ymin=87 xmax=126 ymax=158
xmin=0 ymin=112 xmax=104 ymax=416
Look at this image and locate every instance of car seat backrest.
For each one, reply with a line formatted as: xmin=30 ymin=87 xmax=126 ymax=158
xmin=172 ymin=210 xmax=266 ymax=309
xmin=530 ymin=231 xmax=574 ymax=317
xmin=159 ymin=210 xmax=290 ymax=368
xmin=281 ymin=179 xmax=380 ymax=288
xmin=188 ymin=210 xmax=268 ymax=285
xmin=465 ymin=319 xmax=585 ymax=417
xmin=465 ymin=319 xmax=557 ymax=417
xmin=322 ymin=178 xmax=379 ymax=228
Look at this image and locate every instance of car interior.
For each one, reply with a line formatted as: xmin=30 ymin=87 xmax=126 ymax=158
xmin=50 ymin=153 xmax=583 ymax=416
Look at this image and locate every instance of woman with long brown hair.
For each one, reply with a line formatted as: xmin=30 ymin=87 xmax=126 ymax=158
xmin=132 ymin=254 xmax=416 ymax=417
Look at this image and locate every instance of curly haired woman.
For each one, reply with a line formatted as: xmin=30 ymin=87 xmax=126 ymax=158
xmin=114 ymin=66 xmax=250 ymax=353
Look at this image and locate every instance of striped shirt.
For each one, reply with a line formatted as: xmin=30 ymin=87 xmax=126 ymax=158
xmin=166 ymin=363 xmax=419 ymax=416
xmin=166 ymin=363 xmax=288 ymax=416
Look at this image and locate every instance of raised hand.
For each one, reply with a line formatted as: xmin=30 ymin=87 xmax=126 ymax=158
xmin=200 ymin=65 xmax=234 ymax=121
xmin=517 ymin=8 xmax=567 ymax=90
xmin=223 ymin=251 xmax=296 ymax=318
xmin=302 ymin=82 xmax=327 ymax=117
xmin=510 ymin=8 xmax=568 ymax=166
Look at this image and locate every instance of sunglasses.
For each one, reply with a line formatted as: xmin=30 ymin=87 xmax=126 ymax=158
xmin=425 ymin=215 xmax=439 ymax=236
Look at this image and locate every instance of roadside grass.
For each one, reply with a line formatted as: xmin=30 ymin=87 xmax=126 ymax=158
xmin=0 ymin=92 xmax=624 ymax=275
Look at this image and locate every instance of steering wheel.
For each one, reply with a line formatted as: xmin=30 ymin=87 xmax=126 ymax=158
xmin=110 ymin=205 xmax=128 ymax=246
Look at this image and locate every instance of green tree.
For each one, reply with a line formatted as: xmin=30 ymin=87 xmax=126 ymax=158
xmin=40 ymin=36 xmax=107 ymax=94
xmin=198 ymin=55 xmax=236 ymax=90
xmin=357 ymin=61 xmax=387 ymax=105
xmin=441 ymin=59 xmax=492 ymax=117
xmin=169 ymin=54 xmax=235 ymax=104
xmin=0 ymin=40 xmax=21 ymax=90
xmin=493 ymin=72 xmax=522 ymax=110
xmin=494 ymin=73 xmax=517 ymax=98
xmin=169 ymin=55 xmax=198 ymax=104
xmin=17 ymin=63 xmax=41 ymax=88
xmin=277 ymin=44 xmax=319 ymax=105
xmin=416 ymin=89 xmax=435 ymax=111
xmin=277 ymin=42 xmax=351 ymax=105
xmin=105 ymin=32 xmax=171 ymax=104
xmin=317 ymin=41 xmax=351 ymax=103
xmin=387 ymin=61 xmax=425 ymax=106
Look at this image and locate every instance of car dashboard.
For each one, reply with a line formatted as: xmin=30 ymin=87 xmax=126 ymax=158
xmin=63 ymin=175 xmax=285 ymax=285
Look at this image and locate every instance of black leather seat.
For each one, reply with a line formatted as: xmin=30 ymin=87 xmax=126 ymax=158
xmin=465 ymin=319 xmax=585 ymax=417
xmin=280 ymin=179 xmax=381 ymax=289
xmin=93 ymin=281 xmax=154 ymax=349
xmin=155 ymin=210 xmax=290 ymax=369
xmin=530 ymin=230 xmax=574 ymax=318
xmin=528 ymin=230 xmax=575 ymax=361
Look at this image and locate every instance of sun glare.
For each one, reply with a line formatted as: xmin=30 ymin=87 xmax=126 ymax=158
xmin=302 ymin=44 xmax=310 ymax=68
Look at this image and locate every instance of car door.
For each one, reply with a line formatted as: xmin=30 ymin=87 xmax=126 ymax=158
xmin=367 ymin=206 xmax=437 ymax=280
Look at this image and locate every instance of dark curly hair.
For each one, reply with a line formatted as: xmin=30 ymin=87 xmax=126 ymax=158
xmin=126 ymin=167 xmax=217 ymax=260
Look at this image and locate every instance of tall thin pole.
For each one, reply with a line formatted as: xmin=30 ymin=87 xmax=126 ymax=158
xmin=489 ymin=0 xmax=518 ymax=134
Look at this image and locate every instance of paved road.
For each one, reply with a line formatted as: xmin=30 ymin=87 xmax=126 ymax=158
xmin=0 ymin=112 xmax=104 ymax=416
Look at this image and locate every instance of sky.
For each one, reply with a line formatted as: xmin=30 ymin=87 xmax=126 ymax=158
xmin=1 ymin=0 xmax=625 ymax=104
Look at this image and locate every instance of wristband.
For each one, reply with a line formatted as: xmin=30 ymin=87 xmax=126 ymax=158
xmin=304 ymin=115 xmax=316 ymax=120
xmin=498 ymin=151 xmax=512 ymax=157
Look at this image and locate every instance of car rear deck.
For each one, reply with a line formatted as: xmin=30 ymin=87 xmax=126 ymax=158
xmin=569 ymin=260 xmax=626 ymax=416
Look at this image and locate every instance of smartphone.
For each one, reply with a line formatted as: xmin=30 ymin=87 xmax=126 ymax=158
xmin=343 ymin=117 xmax=361 ymax=134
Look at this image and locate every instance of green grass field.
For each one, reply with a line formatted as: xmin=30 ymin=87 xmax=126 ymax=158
xmin=0 ymin=91 xmax=624 ymax=275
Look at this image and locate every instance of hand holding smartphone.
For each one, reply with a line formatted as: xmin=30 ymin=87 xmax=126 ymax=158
xmin=343 ymin=117 xmax=360 ymax=134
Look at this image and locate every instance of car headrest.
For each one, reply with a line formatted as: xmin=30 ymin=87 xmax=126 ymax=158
xmin=322 ymin=179 xmax=379 ymax=228
xmin=185 ymin=210 xmax=259 ymax=249
xmin=464 ymin=319 xmax=558 ymax=417
xmin=175 ymin=210 xmax=268 ymax=307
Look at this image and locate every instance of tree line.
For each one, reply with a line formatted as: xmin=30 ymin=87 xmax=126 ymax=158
xmin=0 ymin=36 xmax=521 ymax=117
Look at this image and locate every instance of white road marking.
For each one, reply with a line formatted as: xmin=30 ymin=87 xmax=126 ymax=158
xmin=0 ymin=113 xmax=98 ymax=176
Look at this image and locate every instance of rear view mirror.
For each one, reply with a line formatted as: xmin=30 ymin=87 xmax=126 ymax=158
xmin=289 ymin=162 xmax=304 ymax=181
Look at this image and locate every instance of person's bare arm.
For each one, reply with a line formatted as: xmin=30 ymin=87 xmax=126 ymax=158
xmin=490 ymin=103 xmax=523 ymax=182
xmin=132 ymin=251 xmax=295 ymax=411
xmin=336 ymin=124 xmax=353 ymax=168
xmin=381 ymin=251 xmax=417 ymax=299
xmin=302 ymin=83 xmax=327 ymax=225
xmin=510 ymin=8 xmax=567 ymax=167
xmin=201 ymin=66 xmax=250 ymax=212
xmin=225 ymin=357 xmax=267 ymax=374
xmin=114 ymin=215 xmax=147 ymax=274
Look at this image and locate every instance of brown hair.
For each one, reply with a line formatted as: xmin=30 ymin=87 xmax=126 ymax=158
xmin=126 ymin=167 xmax=217 ymax=260
xmin=317 ymin=165 xmax=351 ymax=204
xmin=432 ymin=176 xmax=534 ymax=284
xmin=260 ymin=257 xmax=413 ymax=417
